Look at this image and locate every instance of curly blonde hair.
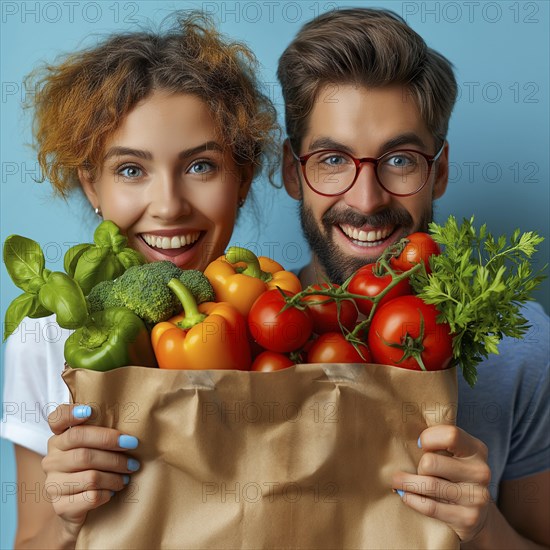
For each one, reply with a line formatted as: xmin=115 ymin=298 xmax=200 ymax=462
xmin=26 ymin=11 xmax=279 ymax=196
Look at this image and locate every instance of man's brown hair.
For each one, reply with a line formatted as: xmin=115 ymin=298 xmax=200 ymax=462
xmin=277 ymin=8 xmax=457 ymax=153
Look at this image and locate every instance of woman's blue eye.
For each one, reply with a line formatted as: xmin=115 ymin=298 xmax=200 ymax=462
xmin=118 ymin=165 xmax=142 ymax=179
xmin=189 ymin=161 xmax=214 ymax=175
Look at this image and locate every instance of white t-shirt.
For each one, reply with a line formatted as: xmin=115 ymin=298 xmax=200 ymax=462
xmin=1 ymin=316 xmax=71 ymax=456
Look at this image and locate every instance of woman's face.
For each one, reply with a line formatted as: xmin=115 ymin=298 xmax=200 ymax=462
xmin=80 ymin=91 xmax=251 ymax=270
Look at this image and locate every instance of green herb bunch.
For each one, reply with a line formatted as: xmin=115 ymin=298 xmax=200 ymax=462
xmin=410 ymin=216 xmax=546 ymax=387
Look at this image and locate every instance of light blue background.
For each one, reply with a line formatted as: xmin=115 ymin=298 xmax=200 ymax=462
xmin=1 ymin=1 xmax=548 ymax=547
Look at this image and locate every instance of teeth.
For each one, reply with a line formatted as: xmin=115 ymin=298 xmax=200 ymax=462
xmin=142 ymin=232 xmax=200 ymax=249
xmin=340 ymin=224 xmax=393 ymax=243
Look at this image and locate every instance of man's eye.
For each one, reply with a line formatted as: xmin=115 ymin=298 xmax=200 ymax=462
xmin=321 ymin=155 xmax=347 ymax=166
xmin=188 ymin=161 xmax=214 ymax=175
xmin=118 ymin=165 xmax=143 ymax=179
xmin=386 ymin=154 xmax=415 ymax=167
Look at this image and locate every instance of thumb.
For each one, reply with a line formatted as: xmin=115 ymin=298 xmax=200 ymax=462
xmin=48 ymin=403 xmax=93 ymax=434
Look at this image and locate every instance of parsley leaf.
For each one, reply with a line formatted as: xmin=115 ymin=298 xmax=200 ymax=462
xmin=410 ymin=216 xmax=546 ymax=387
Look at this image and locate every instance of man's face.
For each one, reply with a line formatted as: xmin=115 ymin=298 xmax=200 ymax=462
xmin=283 ymin=84 xmax=449 ymax=284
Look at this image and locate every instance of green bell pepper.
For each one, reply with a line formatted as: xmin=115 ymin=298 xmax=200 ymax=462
xmin=64 ymin=307 xmax=157 ymax=371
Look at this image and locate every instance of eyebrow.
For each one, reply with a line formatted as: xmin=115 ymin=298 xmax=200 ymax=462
xmin=307 ymin=133 xmax=429 ymax=156
xmin=103 ymin=141 xmax=224 ymax=162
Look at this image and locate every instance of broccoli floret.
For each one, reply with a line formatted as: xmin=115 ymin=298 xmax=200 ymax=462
xmin=109 ymin=261 xmax=184 ymax=324
xmin=87 ymin=280 xmax=115 ymax=313
xmin=178 ymin=270 xmax=214 ymax=304
xmin=99 ymin=262 xmax=215 ymax=325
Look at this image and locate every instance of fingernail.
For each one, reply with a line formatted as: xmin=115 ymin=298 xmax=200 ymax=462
xmin=127 ymin=458 xmax=140 ymax=472
xmin=396 ymin=489 xmax=405 ymax=498
xmin=118 ymin=435 xmax=138 ymax=449
xmin=417 ymin=437 xmax=422 ymax=449
xmin=123 ymin=475 xmax=130 ymax=485
xmin=73 ymin=405 xmax=91 ymax=419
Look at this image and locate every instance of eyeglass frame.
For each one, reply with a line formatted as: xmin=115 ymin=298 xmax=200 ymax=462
xmin=290 ymin=142 xmax=445 ymax=197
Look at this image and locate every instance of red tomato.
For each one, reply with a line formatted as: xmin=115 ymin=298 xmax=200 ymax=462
xmin=390 ymin=232 xmax=441 ymax=274
xmin=248 ymin=289 xmax=313 ymax=353
xmin=249 ymin=338 xmax=267 ymax=361
xmin=368 ymin=295 xmax=452 ymax=371
xmin=307 ymin=333 xmax=371 ymax=363
xmin=348 ymin=263 xmax=411 ymax=315
xmin=251 ymin=351 xmax=294 ymax=372
xmin=302 ymin=284 xmax=358 ymax=334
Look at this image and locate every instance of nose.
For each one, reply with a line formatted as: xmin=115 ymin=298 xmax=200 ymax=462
xmin=147 ymin=170 xmax=192 ymax=221
xmin=343 ymin=161 xmax=391 ymax=213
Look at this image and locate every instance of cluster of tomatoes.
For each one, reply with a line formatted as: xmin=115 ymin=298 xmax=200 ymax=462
xmin=248 ymin=233 xmax=454 ymax=373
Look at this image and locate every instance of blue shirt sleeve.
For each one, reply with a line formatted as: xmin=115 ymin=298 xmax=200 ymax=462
xmin=457 ymin=301 xmax=550 ymax=499
xmin=502 ymin=304 xmax=550 ymax=480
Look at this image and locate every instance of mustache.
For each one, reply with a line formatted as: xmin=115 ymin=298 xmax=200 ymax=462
xmin=322 ymin=207 xmax=413 ymax=228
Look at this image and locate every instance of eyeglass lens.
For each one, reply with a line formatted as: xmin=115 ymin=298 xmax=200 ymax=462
xmin=304 ymin=151 xmax=430 ymax=195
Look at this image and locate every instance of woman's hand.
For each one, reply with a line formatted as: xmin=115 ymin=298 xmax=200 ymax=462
xmin=41 ymin=403 xmax=140 ymax=541
xmin=392 ymin=425 xmax=492 ymax=542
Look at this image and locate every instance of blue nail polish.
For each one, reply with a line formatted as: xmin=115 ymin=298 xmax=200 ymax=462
xmin=123 ymin=475 xmax=130 ymax=485
xmin=118 ymin=435 xmax=138 ymax=449
xmin=396 ymin=489 xmax=405 ymax=498
xmin=73 ymin=405 xmax=91 ymax=419
xmin=127 ymin=458 xmax=140 ymax=472
xmin=417 ymin=437 xmax=422 ymax=449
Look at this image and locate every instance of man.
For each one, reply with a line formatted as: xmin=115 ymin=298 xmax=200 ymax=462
xmin=278 ymin=8 xmax=549 ymax=548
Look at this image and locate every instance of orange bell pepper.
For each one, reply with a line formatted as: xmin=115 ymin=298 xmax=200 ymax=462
xmin=151 ymin=279 xmax=251 ymax=370
xmin=204 ymin=247 xmax=302 ymax=316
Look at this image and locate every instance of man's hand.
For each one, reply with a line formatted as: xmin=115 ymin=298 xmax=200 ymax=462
xmin=392 ymin=425 xmax=492 ymax=542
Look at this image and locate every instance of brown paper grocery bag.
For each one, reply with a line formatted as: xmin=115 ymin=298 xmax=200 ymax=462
xmin=62 ymin=363 xmax=459 ymax=550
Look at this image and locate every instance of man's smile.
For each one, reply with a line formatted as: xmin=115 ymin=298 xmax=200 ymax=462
xmin=338 ymin=224 xmax=396 ymax=247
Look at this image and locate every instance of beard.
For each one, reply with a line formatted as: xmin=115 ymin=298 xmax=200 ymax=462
xmin=299 ymin=203 xmax=434 ymax=284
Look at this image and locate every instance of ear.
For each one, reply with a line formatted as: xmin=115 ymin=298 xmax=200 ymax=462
xmin=78 ymin=167 xmax=100 ymax=208
xmin=432 ymin=141 xmax=449 ymax=200
xmin=282 ymin=139 xmax=302 ymax=200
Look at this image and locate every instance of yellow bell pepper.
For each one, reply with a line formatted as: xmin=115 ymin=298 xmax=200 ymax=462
xmin=204 ymin=247 xmax=301 ymax=316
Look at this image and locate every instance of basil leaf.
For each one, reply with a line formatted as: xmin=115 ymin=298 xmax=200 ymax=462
xmin=3 ymin=235 xmax=45 ymax=292
xmin=117 ymin=248 xmax=146 ymax=269
xmin=64 ymin=243 xmax=92 ymax=277
xmin=73 ymin=248 xmax=125 ymax=295
xmin=93 ymin=220 xmax=127 ymax=252
xmin=38 ymin=272 xmax=88 ymax=329
xmin=28 ymin=303 xmax=53 ymax=319
xmin=3 ymin=293 xmax=46 ymax=341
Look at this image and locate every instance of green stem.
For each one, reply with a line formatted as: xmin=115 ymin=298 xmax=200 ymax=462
xmin=349 ymin=262 xmax=423 ymax=339
xmin=283 ymin=260 xmax=422 ymax=341
xmin=167 ymin=279 xmax=207 ymax=330
xmin=484 ymin=243 xmax=523 ymax=271
xmin=414 ymin=353 xmax=428 ymax=372
xmin=225 ymin=246 xmax=272 ymax=282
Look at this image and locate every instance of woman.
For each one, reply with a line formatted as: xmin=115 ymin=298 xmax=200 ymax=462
xmin=2 ymin=12 xmax=278 ymax=547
